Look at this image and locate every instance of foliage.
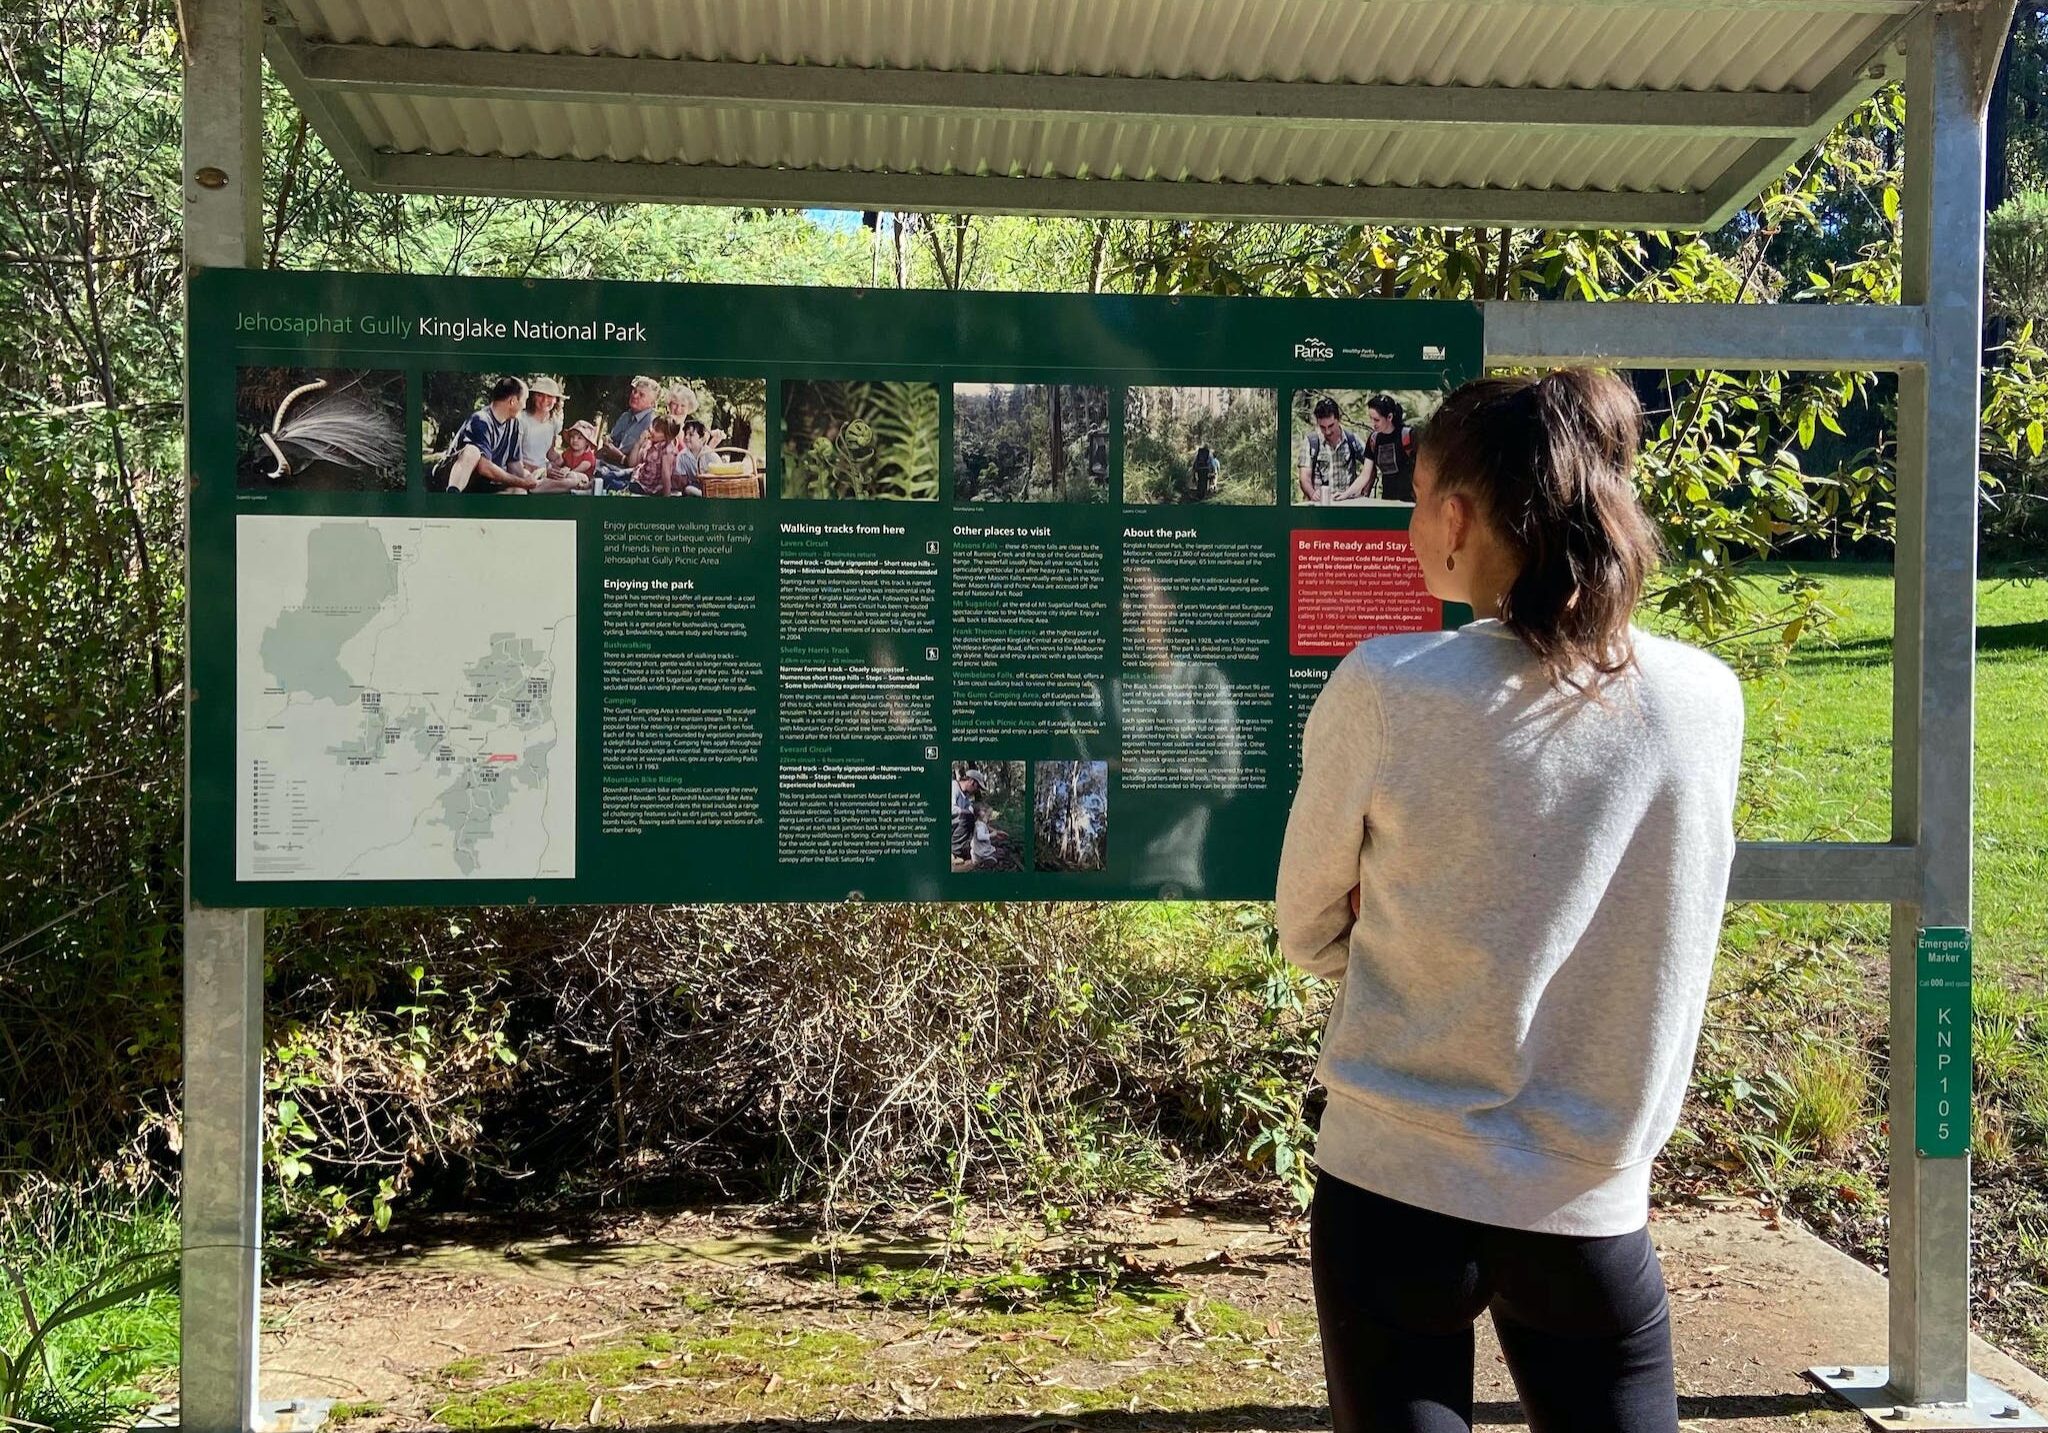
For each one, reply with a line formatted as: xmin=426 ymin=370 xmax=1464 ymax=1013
xmin=251 ymin=903 xmax=1327 ymax=1234
xmin=1989 ymin=190 xmax=2048 ymax=324
xmin=1033 ymin=763 xmax=1109 ymax=873
xmin=0 ymin=1193 xmax=181 ymax=1433
xmin=1124 ymin=387 xmax=1276 ymax=506
xmin=953 ymin=384 xmax=1109 ymax=503
xmin=780 ymin=380 xmax=941 ymax=500
xmin=1984 ymin=323 xmax=2048 ymax=548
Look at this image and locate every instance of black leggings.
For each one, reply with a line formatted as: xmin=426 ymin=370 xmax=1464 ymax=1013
xmin=1309 ymin=1171 xmax=1678 ymax=1433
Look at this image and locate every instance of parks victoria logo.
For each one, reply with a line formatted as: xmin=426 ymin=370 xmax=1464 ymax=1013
xmin=1293 ymin=336 xmax=1335 ymax=362
xmin=1423 ymin=344 xmax=1447 ymax=362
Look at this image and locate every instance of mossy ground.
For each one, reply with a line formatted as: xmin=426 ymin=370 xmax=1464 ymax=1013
xmin=429 ymin=1257 xmax=1319 ymax=1430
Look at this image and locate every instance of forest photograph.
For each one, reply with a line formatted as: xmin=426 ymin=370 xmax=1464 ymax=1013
xmin=236 ymin=366 xmax=404 ymax=491
xmin=780 ymin=379 xmax=941 ymax=500
xmin=1033 ymin=760 xmax=1109 ymax=872
xmin=1124 ymin=386 xmax=1277 ymax=505
xmin=953 ymin=383 xmax=1110 ymax=503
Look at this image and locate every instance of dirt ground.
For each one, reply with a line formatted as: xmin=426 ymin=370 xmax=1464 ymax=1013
xmin=256 ymin=1201 xmax=2048 ymax=1432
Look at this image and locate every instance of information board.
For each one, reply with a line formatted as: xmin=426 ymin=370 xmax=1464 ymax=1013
xmin=189 ymin=270 xmax=1481 ymax=907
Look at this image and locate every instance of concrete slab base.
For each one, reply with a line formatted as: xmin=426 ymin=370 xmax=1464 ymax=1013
xmin=1807 ymin=1366 xmax=2048 ymax=1430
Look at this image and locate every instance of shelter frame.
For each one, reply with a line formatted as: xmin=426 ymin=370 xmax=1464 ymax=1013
xmin=179 ymin=0 xmax=2022 ymax=1426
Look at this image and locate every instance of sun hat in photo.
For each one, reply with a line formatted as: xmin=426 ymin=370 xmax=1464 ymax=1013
xmin=963 ymin=768 xmax=989 ymax=785
xmin=565 ymin=419 xmax=599 ymax=447
xmin=527 ymin=375 xmax=566 ymax=399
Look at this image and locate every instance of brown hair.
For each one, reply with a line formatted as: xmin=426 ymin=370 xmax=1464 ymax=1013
xmin=650 ymin=414 xmax=680 ymax=440
xmin=1417 ymin=368 xmax=1662 ymax=691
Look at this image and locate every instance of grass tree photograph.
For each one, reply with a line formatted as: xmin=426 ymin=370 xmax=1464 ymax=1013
xmin=949 ymin=759 xmax=1026 ymax=872
xmin=1033 ymin=759 xmax=1109 ymax=873
xmin=235 ymin=367 xmax=405 ymax=491
xmin=781 ymin=379 xmax=941 ymax=500
xmin=1124 ymin=386 xmax=1277 ymax=505
xmin=953 ymin=382 xmax=1110 ymax=503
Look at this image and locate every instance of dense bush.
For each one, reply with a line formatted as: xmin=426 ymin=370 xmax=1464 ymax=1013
xmin=259 ymin=902 xmax=1325 ymax=1236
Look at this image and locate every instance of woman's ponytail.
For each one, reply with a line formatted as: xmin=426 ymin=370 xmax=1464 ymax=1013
xmin=1418 ymin=369 xmax=1662 ymax=691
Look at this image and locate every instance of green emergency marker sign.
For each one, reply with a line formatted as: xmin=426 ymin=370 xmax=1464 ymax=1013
xmin=1915 ymin=926 xmax=1972 ymax=1158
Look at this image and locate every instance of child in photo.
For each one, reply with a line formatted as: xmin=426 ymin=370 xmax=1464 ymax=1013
xmin=556 ymin=419 xmax=600 ymax=490
xmin=629 ymin=414 xmax=683 ymax=496
xmin=672 ymin=417 xmax=711 ymax=496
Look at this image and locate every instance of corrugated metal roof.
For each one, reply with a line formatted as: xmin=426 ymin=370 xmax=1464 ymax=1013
xmin=336 ymin=91 xmax=1754 ymax=193
xmin=266 ymin=0 xmax=1920 ymax=227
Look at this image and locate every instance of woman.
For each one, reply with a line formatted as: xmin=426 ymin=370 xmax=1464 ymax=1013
xmin=1361 ymin=393 xmax=1417 ymax=503
xmin=516 ymin=376 xmax=566 ymax=471
xmin=1277 ymin=369 xmax=1744 ymax=1433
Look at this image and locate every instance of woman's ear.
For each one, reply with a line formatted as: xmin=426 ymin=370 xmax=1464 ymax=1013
xmin=1442 ymin=491 xmax=1473 ymax=557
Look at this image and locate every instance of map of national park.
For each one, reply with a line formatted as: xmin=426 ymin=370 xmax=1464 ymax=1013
xmin=236 ymin=516 xmax=576 ymax=881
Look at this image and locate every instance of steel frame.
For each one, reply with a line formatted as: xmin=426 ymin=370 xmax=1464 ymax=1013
xmin=181 ymin=1 xmax=2023 ymax=1427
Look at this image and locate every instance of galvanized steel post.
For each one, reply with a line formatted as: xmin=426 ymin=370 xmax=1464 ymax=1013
xmin=182 ymin=1 xmax=265 ymax=1430
xmin=1885 ymin=0 xmax=1996 ymax=1406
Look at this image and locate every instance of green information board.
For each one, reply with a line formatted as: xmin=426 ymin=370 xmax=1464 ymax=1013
xmin=1914 ymin=926 xmax=1972 ymax=1158
xmin=189 ymin=270 xmax=1481 ymax=908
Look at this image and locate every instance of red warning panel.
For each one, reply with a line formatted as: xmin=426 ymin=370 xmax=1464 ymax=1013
xmin=1290 ymin=530 xmax=1443 ymax=656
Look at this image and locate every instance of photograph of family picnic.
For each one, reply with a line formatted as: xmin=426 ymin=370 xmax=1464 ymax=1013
xmin=1123 ymin=386 xmax=1277 ymax=506
xmin=235 ymin=366 xmax=405 ymax=491
xmin=422 ymin=372 xmax=767 ymax=497
xmin=1033 ymin=759 xmax=1108 ymax=873
xmin=948 ymin=760 xmax=1025 ymax=873
xmin=1288 ymin=388 xmax=1441 ymax=507
xmin=953 ymin=383 xmax=1110 ymax=503
xmin=780 ymin=379 xmax=941 ymax=501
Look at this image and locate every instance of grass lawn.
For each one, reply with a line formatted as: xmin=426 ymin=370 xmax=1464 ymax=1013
xmin=1733 ymin=560 xmax=2047 ymax=982
xmin=1674 ymin=559 xmax=2048 ymax=1361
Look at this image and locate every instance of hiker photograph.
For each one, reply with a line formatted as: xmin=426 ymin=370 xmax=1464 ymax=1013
xmin=948 ymin=760 xmax=1025 ymax=872
xmin=235 ymin=366 xmax=404 ymax=491
xmin=1033 ymin=759 xmax=1108 ymax=872
xmin=1124 ymin=386 xmax=1277 ymax=505
xmin=423 ymin=372 xmax=766 ymax=496
xmin=1290 ymin=388 xmax=1440 ymax=506
xmin=781 ymin=378 xmax=941 ymax=500
xmin=953 ymin=382 xmax=1110 ymax=503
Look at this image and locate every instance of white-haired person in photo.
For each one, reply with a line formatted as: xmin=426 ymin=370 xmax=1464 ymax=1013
xmin=593 ymin=375 xmax=663 ymax=491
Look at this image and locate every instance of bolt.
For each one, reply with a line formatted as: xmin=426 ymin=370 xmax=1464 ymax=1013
xmin=193 ymin=166 xmax=229 ymax=189
xmin=1865 ymin=63 xmax=1888 ymax=80
xmin=1995 ymin=1405 xmax=2024 ymax=1420
xmin=1834 ymin=1367 xmax=1858 ymax=1380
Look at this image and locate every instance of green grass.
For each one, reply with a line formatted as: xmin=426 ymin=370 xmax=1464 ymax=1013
xmin=0 ymin=1197 xmax=182 ymax=1433
xmin=1730 ymin=560 xmax=2048 ymax=981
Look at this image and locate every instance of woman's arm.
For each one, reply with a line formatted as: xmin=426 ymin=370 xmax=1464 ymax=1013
xmin=1275 ymin=661 xmax=1385 ymax=979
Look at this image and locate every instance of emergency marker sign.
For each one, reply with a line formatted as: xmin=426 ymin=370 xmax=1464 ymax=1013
xmin=1915 ymin=926 xmax=1972 ymax=1158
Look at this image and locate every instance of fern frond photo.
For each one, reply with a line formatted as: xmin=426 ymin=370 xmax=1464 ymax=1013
xmin=780 ymin=379 xmax=941 ymax=501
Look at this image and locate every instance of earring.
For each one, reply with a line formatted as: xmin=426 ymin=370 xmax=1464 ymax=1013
xmin=1446 ymin=553 xmax=1457 ymax=572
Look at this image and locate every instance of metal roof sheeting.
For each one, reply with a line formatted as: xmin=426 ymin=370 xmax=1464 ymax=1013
xmin=267 ymin=0 xmax=1919 ymax=227
xmin=335 ymin=90 xmax=1754 ymax=193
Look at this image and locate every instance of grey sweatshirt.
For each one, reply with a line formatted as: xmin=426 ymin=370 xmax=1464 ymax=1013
xmin=1276 ymin=620 xmax=1744 ymax=1236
